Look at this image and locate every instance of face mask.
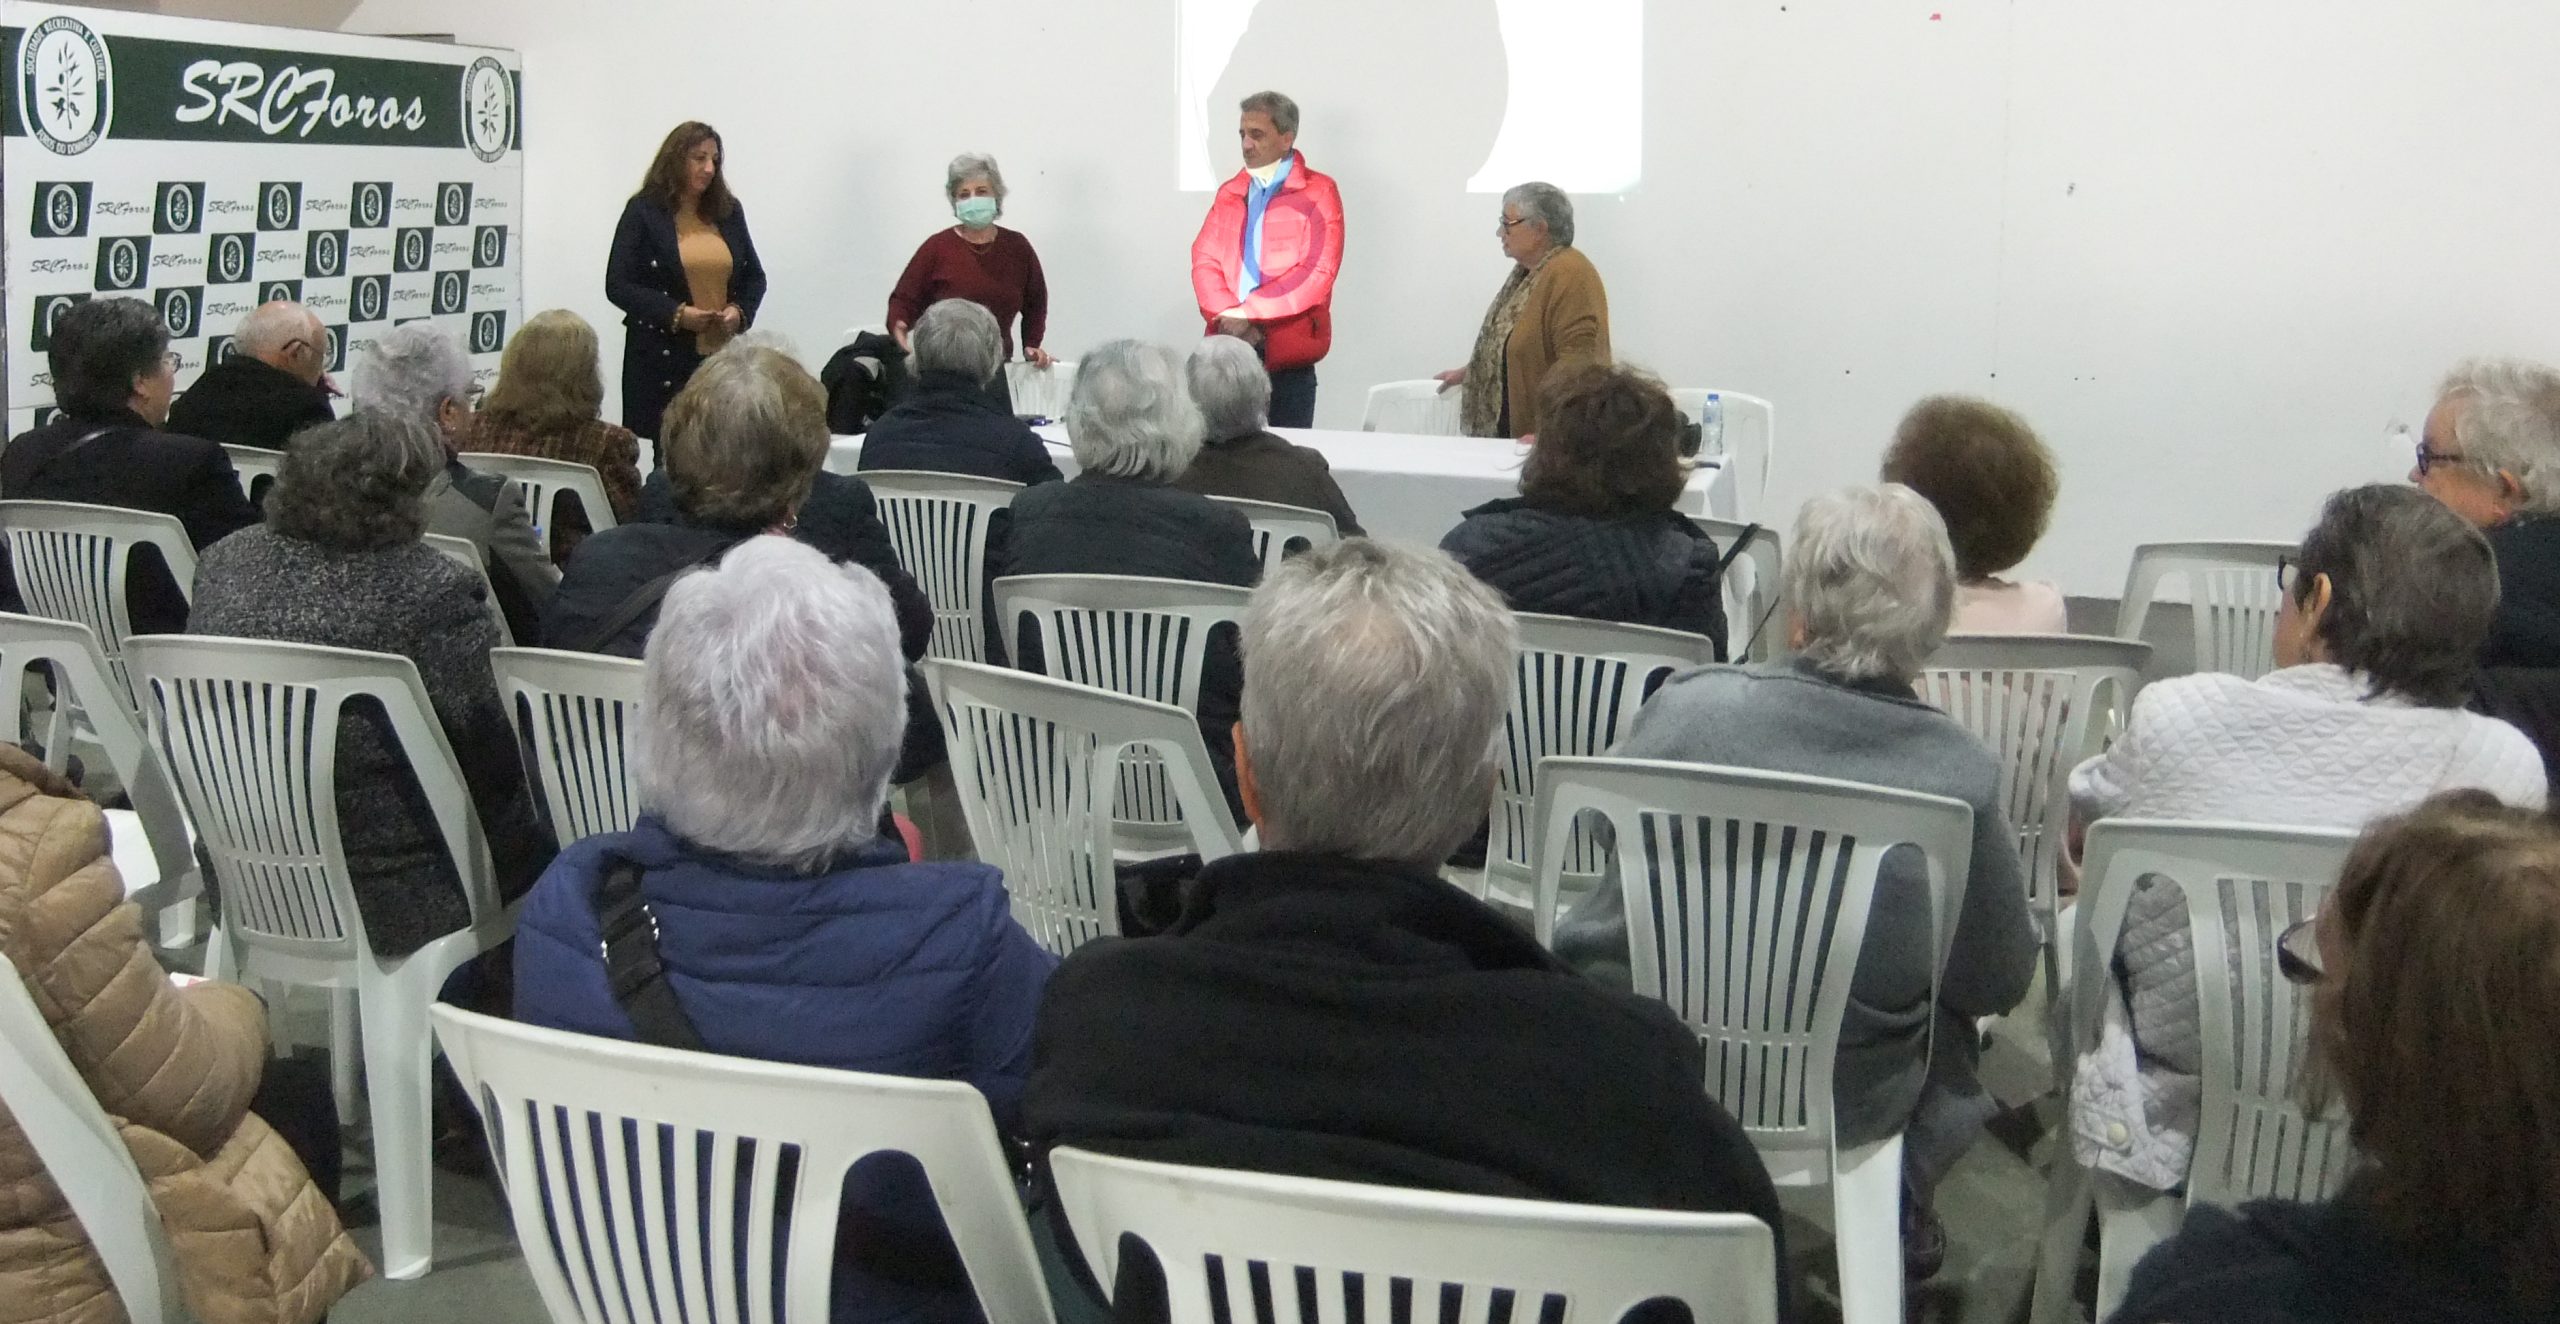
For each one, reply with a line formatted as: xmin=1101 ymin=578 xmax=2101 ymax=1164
xmin=954 ymin=196 xmax=998 ymax=228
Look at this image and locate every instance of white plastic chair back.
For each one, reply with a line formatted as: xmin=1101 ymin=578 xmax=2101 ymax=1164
xmin=925 ymin=660 xmax=1240 ymax=956
xmin=862 ymin=470 xmax=1025 ymax=663
xmin=990 ymin=575 xmax=1250 ymax=852
xmin=0 ymin=951 xmax=187 ymax=1324
xmin=431 ymin=1005 xmax=1058 ymax=1324
xmin=1693 ymin=517 xmax=1784 ymax=662
xmin=1359 ymin=379 xmax=1463 ymax=435
xmin=1049 ymin=1146 xmax=1779 ymax=1324
xmin=456 ymin=453 xmax=618 ymax=545
xmin=1202 ymin=495 xmax=1337 ymax=576
xmin=1483 ymin=613 xmax=1715 ymax=908
xmin=490 ymin=647 xmax=645 ymax=849
xmin=1671 ymin=389 xmax=1776 ymax=522
xmin=2116 ymin=541 xmax=2294 ymax=680
xmin=222 ymin=443 xmax=283 ymax=505
xmin=0 ymin=500 xmax=197 ymax=707
xmin=1004 ymin=359 xmax=1077 ymax=420
xmin=423 ymin=532 xmax=512 ymax=647
xmin=0 ymin=613 xmax=199 ymax=916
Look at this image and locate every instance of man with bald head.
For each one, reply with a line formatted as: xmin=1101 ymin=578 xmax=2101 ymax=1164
xmin=165 ymin=300 xmax=336 ymax=450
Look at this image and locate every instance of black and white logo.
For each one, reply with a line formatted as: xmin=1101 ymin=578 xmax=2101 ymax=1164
xmin=207 ymin=334 xmax=238 ymax=364
xmin=322 ymin=324 xmax=347 ymax=373
xmin=155 ymin=285 xmax=201 ymax=339
xmin=436 ymin=182 xmax=472 ymax=227
xmin=31 ymin=181 xmax=90 ymax=238
xmin=350 ymin=181 xmax=391 ymax=228
xmin=433 ymin=270 xmax=468 ymax=315
xmin=29 ymin=293 xmax=89 ymax=351
xmin=207 ymin=232 xmax=253 ymax=284
xmin=93 ymin=235 xmax=149 ymax=291
xmin=259 ymin=278 xmax=301 ymax=306
xmin=395 ymin=226 xmax=432 ymax=273
xmin=472 ymin=225 xmax=507 ymax=269
xmin=16 ymin=16 xmax=112 ymax=156
xmin=469 ymin=310 xmax=507 ymax=355
xmin=350 ymin=274 xmax=388 ymax=323
xmin=461 ymin=56 xmax=514 ymax=163
xmin=304 ymin=229 xmax=346 ymax=278
xmin=154 ymin=181 xmax=202 ymax=235
xmin=258 ymin=181 xmax=301 ymax=231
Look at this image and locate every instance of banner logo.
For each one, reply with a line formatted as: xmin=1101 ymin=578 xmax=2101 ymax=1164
xmin=351 ymin=274 xmax=387 ymax=322
xmin=473 ymin=225 xmax=505 ymax=269
xmin=260 ymin=278 xmax=301 ymax=306
xmin=33 ymin=181 xmax=90 ymax=238
xmin=353 ymin=181 xmax=390 ymax=228
xmin=208 ymin=233 xmax=252 ymax=283
xmin=153 ymin=181 xmax=203 ymax=234
xmin=16 ymin=16 xmax=112 ymax=155
xmin=156 ymin=286 xmax=200 ymax=339
xmin=208 ymin=334 xmax=238 ymax=364
xmin=437 ymin=182 xmax=472 ymax=227
xmin=322 ymin=324 xmax=345 ymax=372
xmin=305 ymin=229 xmax=345 ymax=278
xmin=461 ymin=56 xmax=513 ymax=162
xmin=94 ymin=235 xmax=150 ymax=290
xmin=434 ymin=270 xmax=467 ymax=315
xmin=470 ymin=309 xmax=506 ymax=355
xmin=396 ymin=227 xmax=431 ymax=272
xmin=30 ymin=293 xmax=90 ymax=351
xmin=260 ymin=181 xmax=301 ymax=230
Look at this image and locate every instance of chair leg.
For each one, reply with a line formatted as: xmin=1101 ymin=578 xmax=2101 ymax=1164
xmin=2093 ymin=1182 xmax=2182 ymax=1321
xmin=201 ymin=924 xmax=232 ymax=983
xmin=1831 ymin=1135 xmax=1906 ymax=1324
xmin=2030 ymin=1157 xmax=2096 ymax=1324
xmin=329 ymin=990 xmax=360 ymax=1122
xmin=358 ymin=974 xmax=438 ymax=1280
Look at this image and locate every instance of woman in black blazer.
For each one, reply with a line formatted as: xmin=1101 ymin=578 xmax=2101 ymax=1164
xmin=605 ymin=121 xmax=769 ymax=440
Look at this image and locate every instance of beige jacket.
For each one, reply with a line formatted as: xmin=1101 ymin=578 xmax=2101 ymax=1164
xmin=1503 ymin=245 xmax=1612 ymax=436
xmin=0 ymin=746 xmax=370 ymax=1324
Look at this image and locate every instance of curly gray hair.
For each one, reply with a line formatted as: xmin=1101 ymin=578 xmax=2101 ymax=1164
xmin=944 ymin=152 xmax=1007 ymax=217
xmin=1503 ymin=181 xmax=1574 ymax=247
xmin=1066 ymin=340 xmax=1204 ymax=482
xmin=2437 ymin=358 xmax=2560 ymax=514
xmin=351 ymin=321 xmax=471 ymax=439
xmin=1784 ymin=483 xmax=1958 ymax=683
xmin=265 ymin=412 xmax=443 ymax=551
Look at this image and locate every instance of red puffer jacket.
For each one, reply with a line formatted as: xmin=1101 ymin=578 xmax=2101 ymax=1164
xmin=1188 ymin=151 xmax=1346 ymax=371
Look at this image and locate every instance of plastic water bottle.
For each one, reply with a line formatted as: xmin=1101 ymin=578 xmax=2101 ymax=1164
xmin=1700 ymin=392 xmax=1726 ymax=458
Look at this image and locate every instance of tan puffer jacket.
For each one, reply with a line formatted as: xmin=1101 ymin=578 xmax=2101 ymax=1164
xmin=0 ymin=746 xmax=372 ymax=1324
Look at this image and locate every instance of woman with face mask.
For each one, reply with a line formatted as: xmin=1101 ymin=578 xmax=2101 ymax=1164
xmin=886 ymin=153 xmax=1054 ymax=369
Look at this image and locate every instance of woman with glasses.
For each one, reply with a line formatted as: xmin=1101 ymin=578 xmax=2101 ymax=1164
xmin=2410 ymin=358 xmax=2560 ymax=667
xmin=2063 ymin=484 xmax=2543 ymax=1196
xmin=2113 ymin=791 xmax=2560 ymax=1323
xmin=1432 ymin=182 xmax=1611 ymax=439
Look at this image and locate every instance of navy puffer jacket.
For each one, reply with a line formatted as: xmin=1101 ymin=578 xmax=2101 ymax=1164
xmin=1439 ymin=497 xmax=1730 ymax=656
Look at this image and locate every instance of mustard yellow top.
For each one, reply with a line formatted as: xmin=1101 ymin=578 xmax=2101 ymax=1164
xmin=675 ymin=210 xmax=733 ymax=356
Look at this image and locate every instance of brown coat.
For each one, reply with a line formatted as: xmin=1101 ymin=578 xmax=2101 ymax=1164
xmin=0 ymin=747 xmax=369 ymax=1324
xmin=459 ymin=413 xmax=645 ymax=565
xmin=1504 ymin=245 xmax=1612 ymax=436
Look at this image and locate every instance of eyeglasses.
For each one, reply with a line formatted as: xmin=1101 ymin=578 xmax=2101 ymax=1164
xmin=2276 ymin=917 xmax=2324 ymax=985
xmin=2275 ymin=556 xmax=2293 ymax=593
xmin=2414 ymin=442 xmax=2467 ymax=477
xmin=1495 ymin=215 xmax=1530 ymax=236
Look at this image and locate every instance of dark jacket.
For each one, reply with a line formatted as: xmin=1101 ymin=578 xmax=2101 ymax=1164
xmin=604 ymin=194 xmax=769 ymax=440
xmin=188 ymin=526 xmax=550 ymax=957
xmin=858 ymin=369 xmax=1063 ymax=487
xmin=1440 ymin=497 xmax=1729 ymax=654
xmin=164 ymin=356 xmax=335 ymax=452
xmin=2481 ymin=514 xmax=2560 ymax=669
xmin=0 ymin=409 xmax=259 ymax=636
xmin=2113 ymin=1198 xmax=2552 ymax=1324
xmin=1172 ymin=429 xmax=1364 ymax=536
xmin=1023 ymin=850 xmax=1787 ymax=1322
xmin=514 ymin=816 xmax=1057 ymax=1324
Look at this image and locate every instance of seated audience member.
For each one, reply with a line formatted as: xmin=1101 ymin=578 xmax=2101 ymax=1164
xmin=2065 ymin=484 xmax=2542 ymax=1194
xmin=1878 ymin=394 xmax=2066 ymax=633
xmin=0 ymin=297 xmax=257 ymax=635
xmin=350 ymin=322 xmax=557 ymax=643
xmin=2113 ymin=792 xmax=2560 ymax=1324
xmin=1554 ymin=482 xmax=2038 ymax=1279
xmin=461 ymin=309 xmax=643 ymax=563
xmin=165 ymin=299 xmax=337 ymax=451
xmin=1439 ymin=363 xmax=1728 ymax=653
xmin=1172 ymin=335 xmax=1364 ymax=535
xmin=1024 ymin=540 xmax=1785 ymax=1320
xmin=190 ymin=413 xmax=551 ymax=959
xmin=857 ymin=298 xmax=1063 ymax=486
xmin=2410 ymin=358 xmax=2560 ymax=667
xmin=516 ymin=535 xmax=1054 ymax=1324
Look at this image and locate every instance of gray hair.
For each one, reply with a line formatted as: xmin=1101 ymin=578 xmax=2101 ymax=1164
xmin=637 ymin=536 xmax=908 ymax=871
xmin=1065 ymin=339 xmax=1203 ymax=481
xmin=351 ymin=321 xmax=470 ymax=432
xmin=1240 ymin=90 xmax=1299 ymax=136
xmin=1784 ymin=483 xmax=1958 ymax=683
xmin=944 ymin=152 xmax=1007 ymax=215
xmin=233 ymin=300 xmax=318 ymax=358
xmin=1240 ymin=539 xmax=1516 ymax=868
xmin=2438 ymin=358 xmax=2560 ymax=514
xmin=912 ymin=299 xmax=1004 ymax=386
xmin=726 ymin=327 xmax=804 ymax=366
xmin=1503 ymin=181 xmax=1574 ymax=247
xmin=265 ymin=412 xmax=442 ymax=551
xmin=2294 ymin=484 xmax=2498 ymax=708
xmin=1185 ymin=335 xmax=1271 ymax=442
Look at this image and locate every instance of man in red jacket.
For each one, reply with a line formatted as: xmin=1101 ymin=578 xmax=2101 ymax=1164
xmin=1189 ymin=90 xmax=1345 ymax=428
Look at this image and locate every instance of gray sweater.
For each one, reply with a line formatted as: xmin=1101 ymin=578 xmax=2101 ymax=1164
xmin=1555 ymin=661 xmax=2041 ymax=1145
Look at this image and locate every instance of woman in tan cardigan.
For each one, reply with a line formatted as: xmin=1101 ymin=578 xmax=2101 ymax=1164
xmin=0 ymin=745 xmax=369 ymax=1324
xmin=1437 ymin=181 xmax=1612 ymax=438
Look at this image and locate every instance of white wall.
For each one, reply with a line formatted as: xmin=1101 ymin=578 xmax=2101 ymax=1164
xmin=111 ymin=0 xmax=2560 ymax=592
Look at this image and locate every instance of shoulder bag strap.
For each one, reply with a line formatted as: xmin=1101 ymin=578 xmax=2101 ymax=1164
xmin=5 ymin=426 xmax=120 ymax=497
xmin=561 ymin=535 xmax=743 ymax=655
xmin=595 ymin=857 xmax=706 ymax=1052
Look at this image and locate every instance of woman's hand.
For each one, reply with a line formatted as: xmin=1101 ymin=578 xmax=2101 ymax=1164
xmin=890 ymin=321 xmax=911 ymax=350
xmin=719 ymin=304 xmax=744 ymax=334
xmin=1025 ymin=345 xmax=1056 ymax=369
xmin=1434 ymin=367 xmax=1467 ymax=392
xmin=675 ymin=304 xmax=715 ymax=333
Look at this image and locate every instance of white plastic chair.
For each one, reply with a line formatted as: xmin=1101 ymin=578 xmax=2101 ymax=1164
xmin=2030 ymin=818 xmax=2356 ymax=1324
xmin=455 ymin=453 xmax=618 ymax=546
xmin=128 ymin=635 xmax=516 ymax=1281
xmin=1693 ymin=517 xmax=1784 ymax=662
xmin=2115 ymin=541 xmax=2295 ymax=681
xmin=862 ymin=470 xmax=1025 ymax=663
xmin=1049 ymin=1146 xmax=1779 ymax=1324
xmin=1532 ymin=757 xmax=1972 ymax=1324
xmin=1359 ymin=379 xmax=1464 ymax=435
xmin=990 ymin=575 xmax=1251 ymax=855
xmin=222 ymin=443 xmax=284 ymax=505
xmin=0 ymin=500 xmax=198 ymax=709
xmin=489 ymin=647 xmax=645 ymax=849
xmin=1671 ymin=389 xmax=1776 ymax=523
xmin=1202 ymin=495 xmax=1337 ymax=576
xmin=1004 ymin=359 xmax=1077 ymax=420
xmin=1480 ymin=613 xmax=1715 ymax=909
xmin=423 ymin=533 xmax=513 ymax=648
xmin=429 ymin=1005 xmax=1057 ymax=1324
xmin=0 ymin=950 xmax=188 ymax=1324
xmin=925 ymin=660 xmax=1240 ymax=956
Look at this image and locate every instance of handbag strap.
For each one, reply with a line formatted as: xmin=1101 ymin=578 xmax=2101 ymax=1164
xmin=596 ymin=857 xmax=705 ymax=1052
xmin=562 ymin=534 xmax=742 ymax=655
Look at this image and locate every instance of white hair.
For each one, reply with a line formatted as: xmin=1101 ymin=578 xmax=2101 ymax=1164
xmin=1065 ymin=339 xmax=1203 ymax=481
xmin=635 ymin=536 xmax=908 ymax=871
xmin=725 ymin=327 xmax=803 ymax=366
xmin=233 ymin=300 xmax=318 ymax=358
xmin=351 ymin=322 xmax=470 ymax=431
xmin=1503 ymin=181 xmax=1574 ymax=247
xmin=944 ymin=152 xmax=1007 ymax=215
xmin=1185 ymin=336 xmax=1271 ymax=442
xmin=1240 ymin=539 xmax=1516 ymax=868
xmin=912 ymin=299 xmax=1003 ymax=386
xmin=1784 ymin=483 xmax=1958 ymax=683
xmin=2439 ymin=358 xmax=2560 ymax=513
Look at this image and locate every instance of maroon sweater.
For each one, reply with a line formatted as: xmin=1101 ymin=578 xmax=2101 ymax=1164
xmin=885 ymin=226 xmax=1049 ymax=357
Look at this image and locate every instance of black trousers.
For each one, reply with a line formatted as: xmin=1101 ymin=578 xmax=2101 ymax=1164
xmin=1267 ymin=365 xmax=1318 ymax=429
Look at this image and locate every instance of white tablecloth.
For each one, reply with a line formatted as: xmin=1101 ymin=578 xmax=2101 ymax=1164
xmin=826 ymin=427 xmax=1734 ymax=547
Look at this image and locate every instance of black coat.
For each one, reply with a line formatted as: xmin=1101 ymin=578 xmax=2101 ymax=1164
xmin=1440 ymin=497 xmax=1729 ymax=656
xmin=0 ymin=410 xmax=259 ymax=635
xmin=1024 ymin=851 xmax=1788 ymax=1324
xmin=2481 ymin=514 xmax=2560 ymax=669
xmin=858 ymin=370 xmax=1064 ymax=487
xmin=603 ymin=194 xmax=769 ymax=441
xmin=2114 ymin=1199 xmax=2549 ymax=1324
xmin=164 ymin=356 xmax=335 ymax=452
xmin=1172 ymin=429 xmax=1365 ymax=536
